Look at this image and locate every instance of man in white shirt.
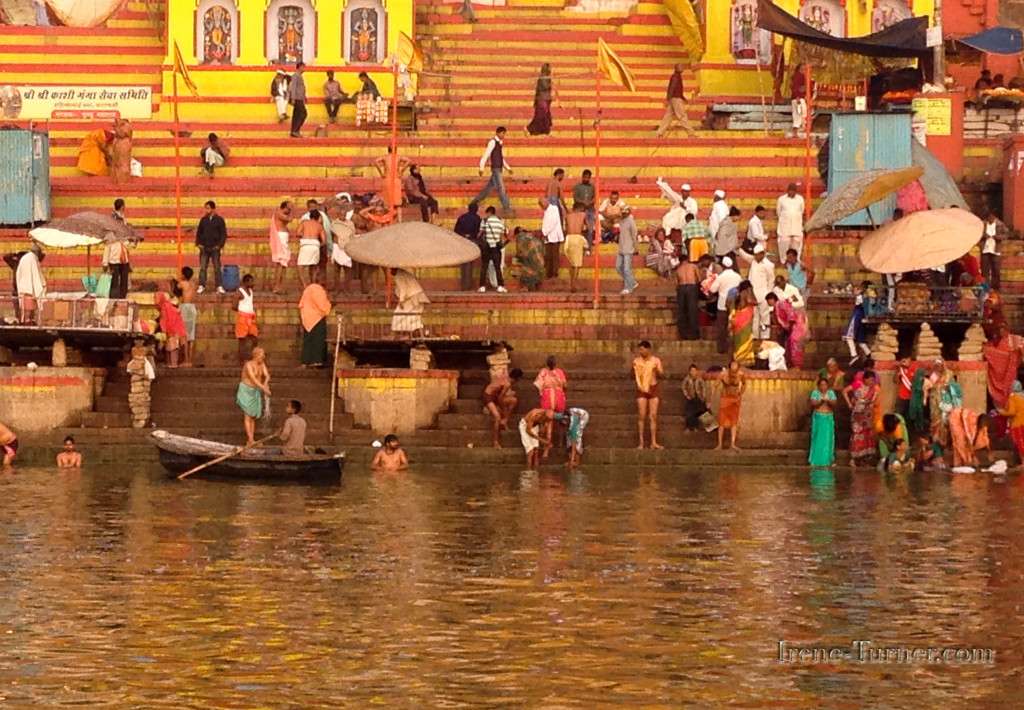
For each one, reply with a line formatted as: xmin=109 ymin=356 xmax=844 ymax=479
xmin=747 ymin=244 xmax=776 ymax=340
xmin=541 ymin=199 xmax=564 ymax=280
xmin=708 ymin=189 xmax=730 ymax=241
xmin=776 ymin=182 xmax=805 ymax=258
xmin=599 ymin=191 xmax=628 ymax=238
xmin=773 ymin=274 xmax=805 ymax=310
xmin=680 ymin=184 xmax=698 ymax=218
xmin=708 ymin=256 xmax=741 ymax=354
xmin=15 ymin=244 xmax=46 ymax=324
xmin=739 ymin=204 xmax=767 ymax=263
xmin=980 ymin=211 xmax=1007 ymax=290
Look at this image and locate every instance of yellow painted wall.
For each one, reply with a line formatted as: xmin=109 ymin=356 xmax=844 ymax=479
xmin=162 ymin=0 xmax=413 ymax=112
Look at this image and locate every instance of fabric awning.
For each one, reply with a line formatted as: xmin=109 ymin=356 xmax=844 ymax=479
xmin=756 ymin=0 xmax=930 ymax=58
xmin=957 ymin=27 xmax=1023 ymax=55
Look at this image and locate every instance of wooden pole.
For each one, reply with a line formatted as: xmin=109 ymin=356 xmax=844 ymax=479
xmin=173 ymin=72 xmax=184 ymax=273
xmin=386 ymin=62 xmax=399 ymax=309
xmin=803 ymin=63 xmax=813 ymax=264
xmin=593 ymin=69 xmax=602 ymax=310
xmin=329 ymin=316 xmax=342 ymax=435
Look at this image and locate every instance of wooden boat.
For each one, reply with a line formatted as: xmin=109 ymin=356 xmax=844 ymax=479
xmin=151 ymin=430 xmax=344 ymax=482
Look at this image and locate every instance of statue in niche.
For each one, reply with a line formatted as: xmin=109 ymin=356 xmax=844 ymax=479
xmin=730 ymin=0 xmax=770 ymax=63
xmin=278 ymin=6 xmax=304 ymax=64
xmin=800 ymin=0 xmax=844 ymax=36
xmin=350 ymin=8 xmax=378 ymax=63
xmin=871 ymin=0 xmax=907 ymax=31
xmin=202 ymin=5 xmax=232 ymax=64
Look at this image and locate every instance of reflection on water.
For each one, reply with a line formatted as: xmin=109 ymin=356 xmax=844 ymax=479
xmin=0 ymin=465 xmax=1021 ymax=707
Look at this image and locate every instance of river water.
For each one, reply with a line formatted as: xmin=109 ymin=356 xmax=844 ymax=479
xmin=0 ymin=464 xmax=1021 ymax=708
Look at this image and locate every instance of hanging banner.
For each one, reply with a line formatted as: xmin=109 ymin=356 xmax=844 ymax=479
xmin=4 ymin=86 xmax=153 ymax=120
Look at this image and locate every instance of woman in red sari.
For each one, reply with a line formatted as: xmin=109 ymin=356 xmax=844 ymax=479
xmin=998 ymin=380 xmax=1024 ymax=462
xmin=948 ymin=407 xmax=991 ymax=468
xmin=843 ymin=370 xmax=879 ymax=467
xmin=156 ymin=289 xmax=187 ymax=368
xmin=534 ymin=355 xmax=568 ymax=413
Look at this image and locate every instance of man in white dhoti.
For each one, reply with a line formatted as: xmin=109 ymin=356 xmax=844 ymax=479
xmin=15 ymin=244 xmax=45 ymax=324
xmin=540 ymin=199 xmax=564 ymax=280
xmin=270 ymin=69 xmax=290 ymax=123
xmin=330 ymin=198 xmax=356 ymax=292
xmin=391 ymin=268 xmax=430 ymax=339
xmin=747 ymin=244 xmax=776 ymax=341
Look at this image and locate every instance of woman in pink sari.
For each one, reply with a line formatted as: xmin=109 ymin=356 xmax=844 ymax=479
xmin=534 ymin=355 xmax=568 ymax=413
xmin=766 ymin=292 xmax=809 ymax=369
xmin=948 ymin=407 xmax=991 ymax=468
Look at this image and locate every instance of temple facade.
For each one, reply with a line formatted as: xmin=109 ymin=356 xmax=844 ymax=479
xmin=160 ymin=0 xmax=413 ymax=119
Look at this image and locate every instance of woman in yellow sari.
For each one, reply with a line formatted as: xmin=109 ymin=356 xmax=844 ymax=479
xmin=77 ymin=128 xmax=113 ymax=176
xmin=730 ymin=279 xmax=757 ymax=367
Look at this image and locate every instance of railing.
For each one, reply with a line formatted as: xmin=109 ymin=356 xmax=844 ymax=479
xmin=863 ymin=285 xmax=986 ymax=323
xmin=338 ymin=310 xmax=496 ymax=344
xmin=0 ymin=295 xmax=143 ymax=333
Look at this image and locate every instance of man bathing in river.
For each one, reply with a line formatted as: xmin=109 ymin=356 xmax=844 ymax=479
xmin=372 ymin=434 xmax=409 ymax=471
xmin=633 ymin=340 xmax=665 ymax=450
xmin=520 ymin=407 xmax=556 ymax=470
xmin=177 ymin=266 xmax=197 ymax=368
xmin=236 ymin=347 xmax=271 ymax=445
xmin=56 ymin=436 xmax=82 ymax=467
xmin=483 ymin=367 xmax=523 ymax=448
xmin=0 ymin=421 xmax=18 ymax=465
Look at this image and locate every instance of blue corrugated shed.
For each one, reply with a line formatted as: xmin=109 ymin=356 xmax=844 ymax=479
xmin=829 ymin=113 xmax=912 ymax=226
xmin=0 ymin=128 xmax=50 ymax=226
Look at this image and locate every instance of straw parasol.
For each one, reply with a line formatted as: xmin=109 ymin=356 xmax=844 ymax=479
xmin=805 ymin=166 xmax=924 ymax=232
xmin=29 ymin=212 xmax=144 ymax=248
xmin=858 ymin=208 xmax=984 ymax=274
xmin=344 ymin=222 xmax=480 ymax=268
xmin=29 ymin=211 xmax=144 ymax=278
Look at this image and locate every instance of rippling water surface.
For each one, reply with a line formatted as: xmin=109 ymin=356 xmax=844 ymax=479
xmin=0 ymin=464 xmax=1022 ymax=708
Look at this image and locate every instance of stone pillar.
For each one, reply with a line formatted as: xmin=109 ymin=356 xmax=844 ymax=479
xmin=958 ymin=324 xmax=986 ymax=362
xmin=871 ymin=323 xmax=898 ymax=362
xmin=126 ymin=340 xmax=152 ymax=428
xmin=51 ymin=338 xmax=67 ymax=367
xmin=409 ymin=344 xmax=434 ymax=371
xmin=486 ymin=345 xmax=511 ymax=381
xmin=914 ymin=323 xmax=942 ymax=361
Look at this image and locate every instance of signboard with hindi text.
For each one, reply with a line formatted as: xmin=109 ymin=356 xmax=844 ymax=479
xmin=10 ymin=86 xmax=153 ymax=120
xmin=911 ymin=96 xmax=952 ymax=136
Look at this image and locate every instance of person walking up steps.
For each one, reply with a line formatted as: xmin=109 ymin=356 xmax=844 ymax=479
xmin=655 ymin=64 xmax=698 ymax=138
xmin=474 ymin=126 xmax=513 ymax=214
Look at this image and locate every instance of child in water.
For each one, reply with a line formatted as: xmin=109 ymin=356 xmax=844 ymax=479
xmin=915 ymin=433 xmax=946 ymax=471
xmin=885 ymin=438 xmax=915 ymax=473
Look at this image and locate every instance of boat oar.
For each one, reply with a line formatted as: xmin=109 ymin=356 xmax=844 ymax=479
xmin=177 ymin=434 xmax=276 ymax=480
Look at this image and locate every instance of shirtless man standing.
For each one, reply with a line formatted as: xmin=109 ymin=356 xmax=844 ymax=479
xmin=56 ymin=436 xmax=82 ymax=467
xmin=482 ymin=367 xmax=523 ymax=448
xmin=177 ymin=267 xmax=197 ymax=367
xmin=236 ymin=347 xmax=272 ymax=445
xmin=271 ymin=201 xmax=294 ymax=294
xmin=296 ymin=211 xmax=326 ymax=289
xmin=0 ymin=421 xmax=18 ymax=465
xmin=632 ymin=340 xmax=666 ymax=450
xmin=371 ymin=434 xmax=409 ymax=471
xmin=519 ymin=407 xmax=555 ymax=470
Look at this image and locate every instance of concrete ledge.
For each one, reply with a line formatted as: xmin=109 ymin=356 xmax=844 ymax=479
xmin=0 ymin=366 xmax=96 ymax=433
xmin=337 ymin=368 xmax=459 ymax=434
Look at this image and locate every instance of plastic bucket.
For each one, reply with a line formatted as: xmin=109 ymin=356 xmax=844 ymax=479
xmin=221 ymin=265 xmax=240 ymax=291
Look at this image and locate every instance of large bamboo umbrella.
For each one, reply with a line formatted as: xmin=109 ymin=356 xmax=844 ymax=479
xmin=858 ymin=208 xmax=983 ymax=274
xmin=344 ymin=222 xmax=480 ymax=268
xmin=29 ymin=212 xmax=144 ymax=278
xmin=805 ymin=166 xmax=924 ymax=232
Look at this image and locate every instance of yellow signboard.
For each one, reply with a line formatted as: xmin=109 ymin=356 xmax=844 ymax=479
xmin=7 ymin=85 xmax=152 ymax=120
xmin=911 ymin=97 xmax=951 ymax=136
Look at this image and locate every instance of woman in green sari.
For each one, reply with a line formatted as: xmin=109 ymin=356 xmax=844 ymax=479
xmin=809 ymin=376 xmax=837 ymax=466
xmin=730 ymin=279 xmax=756 ymax=367
xmin=515 ymin=227 xmax=545 ymax=292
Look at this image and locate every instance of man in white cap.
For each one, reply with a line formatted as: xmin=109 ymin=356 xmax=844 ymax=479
xmin=680 ymin=184 xmax=698 ymax=218
xmin=708 ymin=189 xmax=730 ymax=240
xmin=270 ymin=69 xmax=290 ymax=123
xmin=776 ymin=182 xmax=805 ymax=258
xmin=655 ymin=177 xmax=688 ymax=231
xmin=747 ymin=243 xmax=776 ymax=341
xmin=708 ymin=256 xmax=741 ymax=354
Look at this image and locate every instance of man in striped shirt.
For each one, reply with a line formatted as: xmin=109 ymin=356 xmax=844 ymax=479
xmin=478 ymin=206 xmax=508 ymax=293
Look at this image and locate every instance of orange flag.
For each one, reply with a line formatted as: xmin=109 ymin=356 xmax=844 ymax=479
xmin=597 ymin=37 xmax=637 ymax=92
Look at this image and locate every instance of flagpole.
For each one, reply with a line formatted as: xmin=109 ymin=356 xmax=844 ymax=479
xmin=385 ymin=61 xmax=400 ymax=309
xmin=593 ymin=68 xmax=602 ymax=310
xmin=803 ymin=63 xmax=812 ymax=262
xmin=173 ymin=71 xmax=183 ymax=273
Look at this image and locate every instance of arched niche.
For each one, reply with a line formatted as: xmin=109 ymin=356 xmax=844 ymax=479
xmin=196 ymin=0 xmax=238 ymax=64
xmin=266 ymin=0 xmax=316 ymax=65
xmin=800 ymin=0 xmax=846 ymax=37
xmin=730 ymin=0 xmax=771 ymax=64
xmin=343 ymin=0 xmax=387 ymax=65
xmin=872 ymin=0 xmax=910 ymax=32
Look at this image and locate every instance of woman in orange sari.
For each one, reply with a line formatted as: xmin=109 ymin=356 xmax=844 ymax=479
xmin=948 ymin=407 xmax=991 ymax=468
xmin=534 ymin=355 xmax=567 ymax=413
xmin=77 ymin=128 xmax=113 ymax=176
